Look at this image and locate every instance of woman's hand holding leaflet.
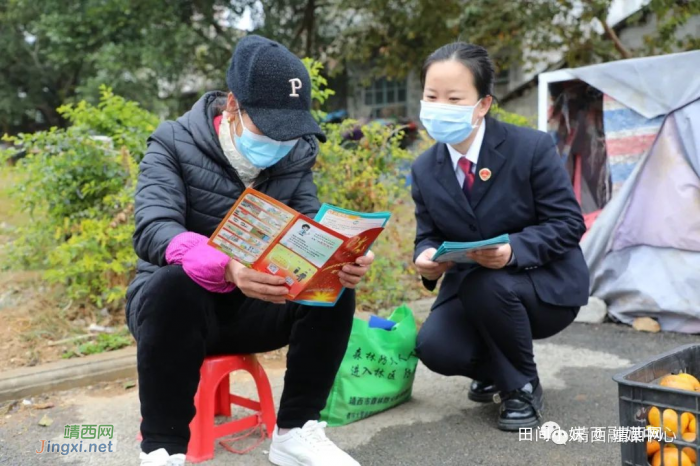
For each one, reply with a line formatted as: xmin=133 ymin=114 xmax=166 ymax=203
xmin=225 ymin=260 xmax=289 ymax=304
xmin=415 ymin=248 xmax=454 ymax=281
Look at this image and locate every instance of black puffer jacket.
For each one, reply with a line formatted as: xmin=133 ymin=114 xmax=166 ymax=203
xmin=125 ymin=91 xmax=321 ymax=313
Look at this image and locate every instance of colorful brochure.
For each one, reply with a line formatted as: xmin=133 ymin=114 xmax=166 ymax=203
xmin=431 ymin=234 xmax=510 ymax=264
xmin=208 ymin=188 xmax=390 ymax=306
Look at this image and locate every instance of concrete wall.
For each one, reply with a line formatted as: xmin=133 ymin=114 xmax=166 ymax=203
xmin=499 ymin=85 xmax=539 ymax=121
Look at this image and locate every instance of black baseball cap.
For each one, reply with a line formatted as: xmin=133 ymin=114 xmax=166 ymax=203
xmin=226 ymin=35 xmax=326 ymax=143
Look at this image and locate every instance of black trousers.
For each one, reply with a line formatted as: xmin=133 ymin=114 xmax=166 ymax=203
xmin=126 ymin=265 xmax=355 ymax=455
xmin=416 ymin=268 xmax=578 ymax=393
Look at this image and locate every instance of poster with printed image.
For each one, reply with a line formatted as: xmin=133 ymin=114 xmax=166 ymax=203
xmin=208 ymin=188 xmax=391 ymax=306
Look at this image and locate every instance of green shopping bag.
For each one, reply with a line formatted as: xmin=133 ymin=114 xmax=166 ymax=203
xmin=320 ymin=305 xmax=419 ymax=426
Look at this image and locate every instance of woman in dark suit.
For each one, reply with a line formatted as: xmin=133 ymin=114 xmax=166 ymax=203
xmin=411 ymin=42 xmax=590 ymax=431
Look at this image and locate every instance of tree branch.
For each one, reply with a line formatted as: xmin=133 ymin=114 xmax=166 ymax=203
xmin=36 ymin=103 xmax=62 ymax=127
xmin=290 ymin=19 xmax=306 ymax=51
xmin=305 ymin=0 xmax=316 ymax=57
xmin=599 ymin=18 xmax=633 ymax=59
xmin=208 ymin=16 xmax=233 ymax=43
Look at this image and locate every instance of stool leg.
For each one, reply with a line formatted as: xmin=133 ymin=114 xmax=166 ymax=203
xmin=215 ymin=375 xmax=232 ymax=417
xmin=251 ymin=361 xmax=277 ymax=438
xmin=186 ymin=385 xmax=216 ymax=463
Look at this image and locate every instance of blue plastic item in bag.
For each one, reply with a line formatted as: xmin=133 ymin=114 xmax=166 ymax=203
xmin=368 ymin=315 xmax=397 ymax=331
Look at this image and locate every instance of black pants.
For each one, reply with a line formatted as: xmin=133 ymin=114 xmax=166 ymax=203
xmin=416 ymin=268 xmax=578 ymax=393
xmin=126 ymin=265 xmax=355 ymax=455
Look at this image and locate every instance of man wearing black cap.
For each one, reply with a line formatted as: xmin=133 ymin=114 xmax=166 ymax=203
xmin=127 ymin=35 xmax=371 ymax=466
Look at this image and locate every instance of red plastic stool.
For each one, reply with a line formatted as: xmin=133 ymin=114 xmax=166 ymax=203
xmin=138 ymin=355 xmax=277 ymax=463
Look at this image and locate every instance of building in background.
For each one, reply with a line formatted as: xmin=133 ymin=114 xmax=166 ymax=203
xmin=344 ymin=0 xmax=699 ymax=122
xmin=345 ymin=69 xmax=422 ymax=122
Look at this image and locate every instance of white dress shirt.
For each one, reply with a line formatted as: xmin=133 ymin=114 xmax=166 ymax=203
xmin=446 ymin=119 xmax=486 ymax=187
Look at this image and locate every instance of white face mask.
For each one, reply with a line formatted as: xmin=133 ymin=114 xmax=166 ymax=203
xmin=219 ymin=111 xmax=261 ymax=185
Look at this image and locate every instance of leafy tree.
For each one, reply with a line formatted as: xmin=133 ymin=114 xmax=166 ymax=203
xmin=0 ymin=0 xmax=253 ymax=134
xmin=327 ymin=0 xmax=700 ymax=79
xmin=252 ymin=0 xmax=337 ymax=59
xmin=2 ymin=0 xmax=696 ymax=135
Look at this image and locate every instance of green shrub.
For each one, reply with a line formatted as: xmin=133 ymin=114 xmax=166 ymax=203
xmin=490 ymin=103 xmax=535 ymax=128
xmin=315 ymin=120 xmax=413 ymax=212
xmin=1 ymin=86 xmax=157 ymax=310
xmin=303 ymin=58 xmax=335 ymax=123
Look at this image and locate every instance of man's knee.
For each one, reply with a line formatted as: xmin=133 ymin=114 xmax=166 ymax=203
xmin=459 ymin=268 xmax=519 ymax=312
xmin=416 ymin=326 xmax=472 ymax=376
xmin=302 ymin=289 xmax=355 ymax=320
xmin=148 ymin=264 xmax=195 ymax=294
xmin=135 ymin=265 xmax=208 ymax=331
xmin=290 ymin=289 xmax=356 ymax=343
xmin=334 ymin=289 xmax=356 ymax=318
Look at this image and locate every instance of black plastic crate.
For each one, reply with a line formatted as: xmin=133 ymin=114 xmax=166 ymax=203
xmin=613 ymin=344 xmax=700 ymax=465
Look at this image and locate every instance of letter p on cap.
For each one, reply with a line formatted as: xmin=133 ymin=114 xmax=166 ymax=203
xmin=289 ymin=78 xmax=302 ymax=97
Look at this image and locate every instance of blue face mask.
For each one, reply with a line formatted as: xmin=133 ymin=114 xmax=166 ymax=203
xmin=419 ymin=99 xmax=482 ymax=144
xmin=233 ymin=108 xmax=299 ymax=169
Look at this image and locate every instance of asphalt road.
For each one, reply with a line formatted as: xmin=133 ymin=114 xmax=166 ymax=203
xmin=1 ymin=322 xmax=697 ymax=466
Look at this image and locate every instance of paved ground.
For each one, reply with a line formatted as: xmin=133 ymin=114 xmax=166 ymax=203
xmin=1 ymin=322 xmax=697 ymax=466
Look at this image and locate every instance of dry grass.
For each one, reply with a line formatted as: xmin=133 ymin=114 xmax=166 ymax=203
xmin=0 ymin=264 xmax=130 ymax=371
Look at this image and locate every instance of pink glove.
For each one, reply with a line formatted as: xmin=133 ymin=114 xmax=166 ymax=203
xmin=165 ymin=232 xmax=236 ymax=293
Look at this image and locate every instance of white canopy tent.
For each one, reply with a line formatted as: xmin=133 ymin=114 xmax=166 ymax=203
xmin=538 ymin=51 xmax=700 ymax=333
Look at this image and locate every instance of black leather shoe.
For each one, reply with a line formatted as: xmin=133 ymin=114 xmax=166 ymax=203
xmin=497 ymin=381 xmax=544 ymax=431
xmin=468 ymin=380 xmax=499 ymax=403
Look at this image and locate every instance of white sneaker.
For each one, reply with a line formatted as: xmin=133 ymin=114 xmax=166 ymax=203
xmin=269 ymin=421 xmax=360 ymax=466
xmin=139 ymin=448 xmax=186 ymax=466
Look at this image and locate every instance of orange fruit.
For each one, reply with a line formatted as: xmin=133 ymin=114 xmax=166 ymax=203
xmin=650 ymin=409 xmax=691 ymax=438
xmin=650 ymin=409 xmax=683 ymax=438
xmin=663 ymin=409 xmax=686 ymax=438
xmin=648 ymin=438 xmax=661 ymax=457
xmin=691 ymin=416 xmax=697 ymax=434
xmin=650 ymin=407 xmax=662 ymax=427
xmin=651 ymin=447 xmax=694 ymax=466
xmin=682 ymin=447 xmax=697 ymax=465
xmin=677 ymin=373 xmax=700 ymax=391
xmin=682 ymin=413 xmax=695 ymax=434
xmin=682 ymin=432 xmax=697 ymax=463
xmin=660 ymin=375 xmax=697 ymax=392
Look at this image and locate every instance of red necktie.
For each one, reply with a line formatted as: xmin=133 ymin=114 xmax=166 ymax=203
xmin=458 ymin=157 xmax=475 ymax=197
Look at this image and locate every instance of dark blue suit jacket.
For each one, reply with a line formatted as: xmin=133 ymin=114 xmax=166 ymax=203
xmin=412 ymin=117 xmax=590 ymax=309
